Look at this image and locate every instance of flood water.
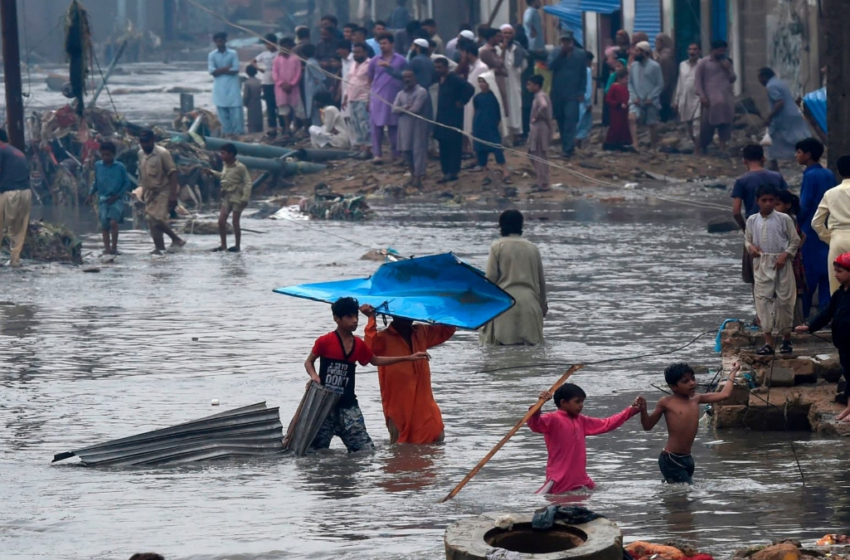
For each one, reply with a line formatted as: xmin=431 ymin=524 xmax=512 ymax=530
xmin=3 ymin=198 xmax=850 ymax=560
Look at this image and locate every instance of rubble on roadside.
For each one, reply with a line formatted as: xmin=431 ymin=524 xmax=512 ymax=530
xmin=1 ymin=221 xmax=83 ymax=264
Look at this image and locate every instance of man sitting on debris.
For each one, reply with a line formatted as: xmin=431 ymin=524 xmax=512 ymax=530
xmin=88 ymin=141 xmax=131 ymax=256
xmin=137 ymin=129 xmax=185 ymax=254
xmin=305 ymin=297 xmax=429 ymax=452
xmin=0 ymin=128 xmax=32 ymax=268
xmin=203 ymin=143 xmax=251 ymax=253
xmin=309 ymin=91 xmax=351 ymax=149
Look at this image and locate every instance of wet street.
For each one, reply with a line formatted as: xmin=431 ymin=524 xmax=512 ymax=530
xmin=2 ymin=200 xmax=850 ymax=560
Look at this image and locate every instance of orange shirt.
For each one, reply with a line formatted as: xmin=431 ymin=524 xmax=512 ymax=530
xmin=364 ymin=316 xmax=455 ymax=444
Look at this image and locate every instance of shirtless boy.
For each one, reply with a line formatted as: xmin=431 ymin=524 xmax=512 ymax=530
xmin=640 ymin=362 xmax=741 ymax=483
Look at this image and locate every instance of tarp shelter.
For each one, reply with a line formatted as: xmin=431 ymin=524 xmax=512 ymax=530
xmin=802 ymin=87 xmax=827 ymax=136
xmin=274 ymin=253 xmax=515 ymax=330
xmin=543 ymin=0 xmax=662 ymax=49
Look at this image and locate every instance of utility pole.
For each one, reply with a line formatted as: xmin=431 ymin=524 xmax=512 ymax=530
xmin=0 ymin=0 xmax=25 ymax=150
xmin=826 ymin=0 xmax=850 ymax=169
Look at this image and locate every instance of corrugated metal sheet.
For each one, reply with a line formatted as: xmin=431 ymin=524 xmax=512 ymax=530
xmin=634 ymin=0 xmax=662 ymax=48
xmin=283 ymin=382 xmax=341 ymax=456
xmin=578 ymin=0 xmax=621 ymax=14
xmin=53 ymin=403 xmax=284 ymax=467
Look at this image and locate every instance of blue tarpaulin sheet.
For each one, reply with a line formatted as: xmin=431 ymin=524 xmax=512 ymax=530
xmin=543 ymin=5 xmax=584 ymax=46
xmin=273 ymin=253 xmax=515 ymax=330
xmin=802 ymin=87 xmax=827 ymax=134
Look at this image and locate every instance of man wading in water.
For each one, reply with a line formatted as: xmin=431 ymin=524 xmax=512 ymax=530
xmin=362 ymin=304 xmax=455 ymax=444
xmin=137 ymin=130 xmax=185 ymax=254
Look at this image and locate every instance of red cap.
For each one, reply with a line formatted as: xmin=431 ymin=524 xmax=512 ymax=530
xmin=835 ymin=252 xmax=850 ymax=270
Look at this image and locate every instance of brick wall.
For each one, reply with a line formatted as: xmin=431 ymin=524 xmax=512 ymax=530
xmin=738 ymin=0 xmax=768 ymax=114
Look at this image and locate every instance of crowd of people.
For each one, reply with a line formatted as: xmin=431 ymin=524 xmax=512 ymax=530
xmin=201 ymin=2 xmax=814 ymax=192
xmin=727 ymin=139 xmax=850 ymax=421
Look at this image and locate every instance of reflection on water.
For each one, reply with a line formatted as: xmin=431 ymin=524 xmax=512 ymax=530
xmin=2 ymin=201 xmax=849 ymax=560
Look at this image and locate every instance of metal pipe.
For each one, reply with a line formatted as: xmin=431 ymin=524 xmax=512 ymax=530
xmin=1 ymin=0 xmax=25 ymax=150
xmin=203 ymin=136 xmax=299 ymax=159
xmin=293 ymin=148 xmax=353 ymax=162
xmin=90 ymin=40 xmax=127 ymax=107
xmin=252 ymin=171 xmax=271 ymax=189
xmin=238 ymin=155 xmax=326 ymax=176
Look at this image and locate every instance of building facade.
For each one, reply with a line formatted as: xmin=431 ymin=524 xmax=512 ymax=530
xmin=522 ymin=0 xmax=825 ymax=114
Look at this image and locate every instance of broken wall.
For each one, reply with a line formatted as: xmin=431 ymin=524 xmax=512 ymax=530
xmin=738 ymin=0 xmax=823 ymax=116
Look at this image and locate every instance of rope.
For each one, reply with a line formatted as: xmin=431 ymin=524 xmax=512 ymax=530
xmin=183 ymin=0 xmax=745 ymax=216
xmin=276 ymin=214 xmax=375 ymax=249
xmin=475 ymin=330 xmax=715 ymax=374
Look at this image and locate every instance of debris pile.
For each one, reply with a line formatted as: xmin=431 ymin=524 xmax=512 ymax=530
xmin=714 ymin=322 xmax=848 ymax=435
xmin=734 ymin=540 xmax=849 ymax=560
xmin=1 ymin=221 xmax=83 ymax=264
xmin=26 ymin=104 xmax=330 ymax=212
xmin=298 ymin=192 xmax=373 ymax=221
xmin=626 ymin=541 xmax=715 ymax=560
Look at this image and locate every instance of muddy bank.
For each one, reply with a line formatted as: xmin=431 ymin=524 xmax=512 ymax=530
xmin=714 ymin=323 xmax=848 ymax=436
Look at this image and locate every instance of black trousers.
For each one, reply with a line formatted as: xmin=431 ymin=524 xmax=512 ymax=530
xmin=438 ymin=132 xmax=463 ymax=177
xmin=839 ymin=345 xmax=850 ymax=398
xmin=262 ymin=84 xmax=277 ymax=128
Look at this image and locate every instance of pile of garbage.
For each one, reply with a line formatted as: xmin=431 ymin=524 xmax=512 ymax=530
xmin=1 ymin=221 xmax=83 ymax=264
xmin=626 ymin=541 xmax=715 ymax=560
xmin=734 ymin=539 xmax=849 ymax=560
xmin=298 ymin=193 xmax=373 ymax=221
xmin=26 ymin=103 xmax=330 ymax=212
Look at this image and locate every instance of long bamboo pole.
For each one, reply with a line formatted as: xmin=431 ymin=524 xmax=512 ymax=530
xmin=439 ymin=364 xmax=584 ymax=503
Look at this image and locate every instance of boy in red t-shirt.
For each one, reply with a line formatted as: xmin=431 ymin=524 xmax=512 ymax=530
xmin=305 ymin=297 xmax=429 ymax=452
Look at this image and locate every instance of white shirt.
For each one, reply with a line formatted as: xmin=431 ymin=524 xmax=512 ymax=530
xmin=255 ymin=51 xmax=276 ymax=86
xmin=813 ymin=179 xmax=850 ymax=242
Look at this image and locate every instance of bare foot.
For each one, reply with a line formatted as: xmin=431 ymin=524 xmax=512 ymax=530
xmin=836 ymin=406 xmax=850 ymax=422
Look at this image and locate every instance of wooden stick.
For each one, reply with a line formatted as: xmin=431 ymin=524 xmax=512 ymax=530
xmin=438 ymin=364 xmax=584 ymax=503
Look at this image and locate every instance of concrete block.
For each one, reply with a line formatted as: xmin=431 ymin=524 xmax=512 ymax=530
xmin=774 ymin=358 xmax=817 ymax=385
xmin=714 ymin=405 xmax=748 ymax=429
xmin=725 ymin=384 xmax=751 ymax=406
xmin=815 ymin=355 xmax=844 ymax=383
xmin=766 ymin=366 xmax=795 ymax=387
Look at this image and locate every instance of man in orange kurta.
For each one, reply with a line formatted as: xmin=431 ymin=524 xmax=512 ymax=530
xmin=361 ymin=305 xmax=456 ymax=444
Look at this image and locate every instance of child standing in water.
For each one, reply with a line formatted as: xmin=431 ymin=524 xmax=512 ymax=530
xmin=88 ymin=141 xmax=132 ymax=255
xmin=640 ymin=362 xmax=740 ymax=484
xmin=528 ymin=383 xmax=643 ymax=494
xmin=305 ymin=297 xmax=429 ymax=452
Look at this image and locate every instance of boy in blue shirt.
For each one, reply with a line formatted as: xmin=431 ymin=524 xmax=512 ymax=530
xmin=88 ymin=141 xmax=131 ymax=255
xmin=796 ymin=137 xmax=837 ymax=318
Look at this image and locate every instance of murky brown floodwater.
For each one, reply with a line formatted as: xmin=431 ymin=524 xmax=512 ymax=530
xmin=2 ymin=198 xmax=850 ymax=560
